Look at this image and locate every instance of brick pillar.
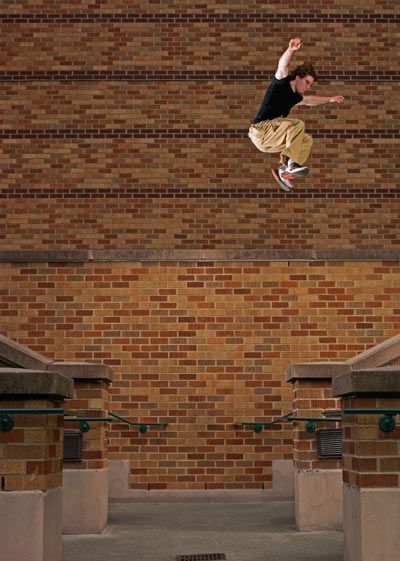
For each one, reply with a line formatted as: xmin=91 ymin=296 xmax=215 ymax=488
xmin=0 ymin=369 xmax=73 ymax=561
xmin=333 ymin=367 xmax=400 ymax=561
xmin=54 ymin=363 xmax=113 ymax=534
xmin=286 ymin=362 xmax=346 ymax=531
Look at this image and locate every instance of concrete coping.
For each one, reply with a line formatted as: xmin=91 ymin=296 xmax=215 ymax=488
xmin=285 ymin=362 xmax=351 ymax=382
xmin=332 ymin=366 xmax=400 ymax=397
xmin=0 ymin=333 xmax=53 ymax=370
xmin=286 ymin=333 xmax=400 ymax=382
xmin=0 ymin=369 xmax=74 ymax=399
xmin=1 ymin=248 xmax=400 ymax=262
xmin=346 ymin=333 xmax=400 ymax=370
xmin=50 ymin=362 xmax=113 ymax=382
xmin=0 ymin=333 xmax=113 ymax=382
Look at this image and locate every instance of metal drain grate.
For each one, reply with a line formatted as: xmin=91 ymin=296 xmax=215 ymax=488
xmin=63 ymin=431 xmax=82 ymax=461
xmin=175 ymin=554 xmax=226 ymax=561
xmin=317 ymin=428 xmax=343 ymax=459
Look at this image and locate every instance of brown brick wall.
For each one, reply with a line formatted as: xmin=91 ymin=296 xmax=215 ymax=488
xmin=0 ymin=399 xmax=63 ymax=491
xmin=1 ymin=260 xmax=400 ymax=489
xmin=0 ymin=3 xmax=399 ymax=249
xmin=1 ymin=19 xmax=397 ymax=73
xmin=342 ymin=396 xmax=400 ymax=488
xmin=1 ymin=194 xmax=399 ymax=251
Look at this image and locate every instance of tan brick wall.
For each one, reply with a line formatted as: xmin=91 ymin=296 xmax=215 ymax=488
xmin=1 ymin=0 xmax=399 ymax=489
xmin=342 ymin=396 xmax=400 ymax=488
xmin=0 ymin=399 xmax=63 ymax=491
xmin=1 ymin=260 xmax=400 ymax=489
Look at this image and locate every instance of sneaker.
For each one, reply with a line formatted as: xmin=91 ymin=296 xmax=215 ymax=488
xmin=271 ymin=167 xmax=293 ymax=192
xmin=286 ymin=161 xmax=309 ymax=177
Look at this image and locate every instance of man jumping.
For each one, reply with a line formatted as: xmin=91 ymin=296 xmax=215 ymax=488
xmin=248 ymin=38 xmax=345 ymax=192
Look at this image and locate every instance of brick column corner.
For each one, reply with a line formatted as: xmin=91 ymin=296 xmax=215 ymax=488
xmin=286 ymin=361 xmax=346 ymax=531
xmin=333 ymin=367 xmax=400 ymax=561
xmin=0 ymin=368 xmax=73 ymax=561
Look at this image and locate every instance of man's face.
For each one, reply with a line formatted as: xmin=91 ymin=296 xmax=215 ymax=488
xmin=294 ymin=74 xmax=314 ymax=95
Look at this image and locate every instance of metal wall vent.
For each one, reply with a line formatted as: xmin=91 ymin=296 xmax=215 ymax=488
xmin=317 ymin=428 xmax=342 ymax=459
xmin=63 ymin=431 xmax=82 ymax=461
xmin=175 ymin=555 xmax=226 ymax=561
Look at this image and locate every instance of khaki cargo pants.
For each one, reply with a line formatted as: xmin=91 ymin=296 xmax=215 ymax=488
xmin=248 ymin=117 xmax=313 ymax=165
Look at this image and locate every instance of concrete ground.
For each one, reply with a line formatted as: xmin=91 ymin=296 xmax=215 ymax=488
xmin=63 ymin=492 xmax=343 ymax=561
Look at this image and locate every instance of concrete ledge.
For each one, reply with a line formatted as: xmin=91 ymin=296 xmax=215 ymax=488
xmin=109 ymin=489 xmax=292 ymax=503
xmin=0 ymin=487 xmax=62 ymax=561
xmin=0 ymin=249 xmax=90 ymax=263
xmin=1 ymin=248 xmax=400 ymax=263
xmin=0 ymin=334 xmax=113 ymax=382
xmin=343 ymin=485 xmax=400 ymax=561
xmin=295 ymin=469 xmax=343 ymax=532
xmin=332 ymin=366 xmax=400 ymax=397
xmin=50 ymin=362 xmax=113 ymax=382
xmin=108 ymin=460 xmax=293 ymax=502
xmin=0 ymin=333 xmax=52 ymax=370
xmin=286 ymin=362 xmax=351 ymax=382
xmin=108 ymin=460 xmax=135 ymax=499
xmin=348 ymin=333 xmax=400 ymax=370
xmin=286 ymin=334 xmax=400 ymax=383
xmin=63 ymin=469 xmax=108 ymax=534
xmin=272 ymin=460 xmax=295 ymax=498
xmin=0 ymin=369 xmax=73 ymax=399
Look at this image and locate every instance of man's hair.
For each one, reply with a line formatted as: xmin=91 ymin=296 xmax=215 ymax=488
xmin=291 ymin=63 xmax=318 ymax=81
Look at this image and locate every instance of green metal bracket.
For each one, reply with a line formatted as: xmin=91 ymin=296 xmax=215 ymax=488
xmin=109 ymin=411 xmax=168 ymax=433
xmin=343 ymin=409 xmax=400 ymax=433
xmin=293 ymin=417 xmax=341 ymax=433
xmin=379 ymin=415 xmax=396 ymax=433
xmin=239 ymin=413 xmax=293 ymax=433
xmin=240 ymin=413 xmax=310 ymax=433
xmin=64 ymin=411 xmax=168 ymax=433
xmin=0 ymin=408 xmax=64 ymax=431
xmin=241 ymin=408 xmax=400 ymax=434
xmin=0 ymin=408 xmax=168 ymax=434
xmin=288 ymin=416 xmax=341 ymax=433
xmin=305 ymin=421 xmax=317 ymax=433
xmin=0 ymin=414 xmax=14 ymax=431
xmin=64 ymin=417 xmax=114 ymax=433
xmin=239 ymin=414 xmax=341 ymax=433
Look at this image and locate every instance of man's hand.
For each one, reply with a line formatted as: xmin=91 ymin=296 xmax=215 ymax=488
xmin=329 ymin=96 xmax=345 ymax=104
xmin=289 ymin=38 xmax=302 ymax=51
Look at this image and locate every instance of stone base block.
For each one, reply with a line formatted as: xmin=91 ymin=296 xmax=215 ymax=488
xmin=63 ymin=468 xmax=108 ymax=534
xmin=108 ymin=459 xmax=135 ymax=499
xmin=0 ymin=487 xmax=62 ymax=561
xmin=272 ymin=459 xmax=295 ymax=498
xmin=343 ymin=484 xmax=400 ymax=561
xmin=295 ymin=469 xmax=343 ymax=531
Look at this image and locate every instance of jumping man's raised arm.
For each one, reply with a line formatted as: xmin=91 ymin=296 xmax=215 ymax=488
xmin=298 ymin=95 xmax=345 ymax=107
xmin=275 ymin=37 xmax=302 ymax=79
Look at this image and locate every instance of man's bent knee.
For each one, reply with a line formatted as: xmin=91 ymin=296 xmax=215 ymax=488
xmin=289 ymin=119 xmax=305 ymax=132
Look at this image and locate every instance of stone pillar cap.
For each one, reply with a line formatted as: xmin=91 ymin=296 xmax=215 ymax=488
xmin=285 ymin=362 xmax=351 ymax=382
xmin=50 ymin=362 xmax=113 ymax=382
xmin=0 ymin=369 xmax=74 ymax=399
xmin=332 ymin=366 xmax=400 ymax=397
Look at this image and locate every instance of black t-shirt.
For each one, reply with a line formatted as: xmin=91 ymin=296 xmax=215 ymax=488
xmin=252 ymin=75 xmax=303 ymax=123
